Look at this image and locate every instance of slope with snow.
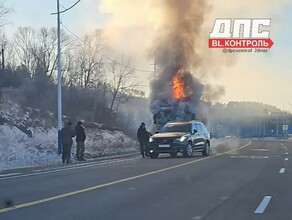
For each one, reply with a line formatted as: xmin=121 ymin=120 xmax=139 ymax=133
xmin=0 ymin=101 xmax=138 ymax=170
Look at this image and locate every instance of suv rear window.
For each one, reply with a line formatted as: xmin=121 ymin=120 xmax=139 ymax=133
xmin=200 ymin=123 xmax=209 ymax=134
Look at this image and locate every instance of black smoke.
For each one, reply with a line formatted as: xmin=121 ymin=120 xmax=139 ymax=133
xmin=149 ymin=0 xmax=207 ymax=127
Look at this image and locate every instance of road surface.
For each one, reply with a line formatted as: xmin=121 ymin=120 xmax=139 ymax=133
xmin=0 ymin=139 xmax=291 ymax=220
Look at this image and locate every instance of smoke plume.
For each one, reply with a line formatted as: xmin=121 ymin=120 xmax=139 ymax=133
xmin=98 ymin=0 xmax=292 ymax=120
xmin=149 ymin=0 xmax=209 ymax=126
xmin=151 ymin=0 xmax=207 ymax=70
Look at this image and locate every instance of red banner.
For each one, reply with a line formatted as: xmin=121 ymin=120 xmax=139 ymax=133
xmin=209 ymin=38 xmax=274 ymax=49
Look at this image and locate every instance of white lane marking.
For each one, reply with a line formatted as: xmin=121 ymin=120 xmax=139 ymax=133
xmin=255 ymin=196 xmax=272 ymax=214
xmin=251 ymin=149 xmax=270 ymax=152
xmin=230 ymin=155 xmax=269 ymax=159
xmin=286 ymin=152 xmax=288 ymax=155
xmin=285 ymin=158 xmax=289 ymax=161
xmin=0 ymin=173 xmax=20 ymax=177
xmin=33 ymin=156 xmax=140 ymax=172
xmin=0 ymin=157 xmax=140 ymax=181
xmin=279 ymin=168 xmax=286 ymax=174
xmin=192 ymin=216 xmax=203 ymax=220
xmin=250 ymin=156 xmax=269 ymax=159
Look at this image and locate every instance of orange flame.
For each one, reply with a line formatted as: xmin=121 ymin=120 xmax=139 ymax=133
xmin=172 ymin=69 xmax=186 ymax=99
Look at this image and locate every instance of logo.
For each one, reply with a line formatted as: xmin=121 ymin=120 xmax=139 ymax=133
xmin=209 ymin=19 xmax=274 ymax=49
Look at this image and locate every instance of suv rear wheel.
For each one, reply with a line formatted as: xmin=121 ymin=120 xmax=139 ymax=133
xmin=202 ymin=142 xmax=210 ymax=156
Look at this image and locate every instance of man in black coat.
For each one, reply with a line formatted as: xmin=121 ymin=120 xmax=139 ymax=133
xmin=75 ymin=121 xmax=86 ymax=161
xmin=61 ymin=121 xmax=75 ymax=163
xmin=137 ymin=122 xmax=151 ymax=158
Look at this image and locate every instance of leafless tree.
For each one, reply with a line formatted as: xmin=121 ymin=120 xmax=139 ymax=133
xmin=13 ymin=27 xmax=37 ymax=75
xmin=0 ymin=1 xmax=13 ymax=103
xmin=0 ymin=0 xmax=13 ymax=28
xmin=74 ymin=29 xmax=104 ymax=89
xmin=0 ymin=32 xmax=17 ymax=70
xmin=36 ymin=27 xmax=58 ymax=78
xmin=13 ymin=27 xmax=71 ymax=79
xmin=38 ymin=27 xmax=72 ymax=80
xmin=107 ymin=57 xmax=142 ymax=112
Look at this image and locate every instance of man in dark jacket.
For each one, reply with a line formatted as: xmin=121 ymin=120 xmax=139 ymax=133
xmin=137 ymin=122 xmax=151 ymax=158
xmin=61 ymin=121 xmax=75 ymax=163
xmin=75 ymin=121 xmax=86 ymax=161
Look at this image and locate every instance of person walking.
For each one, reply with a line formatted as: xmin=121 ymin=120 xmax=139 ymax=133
xmin=137 ymin=122 xmax=151 ymax=158
xmin=75 ymin=121 xmax=86 ymax=161
xmin=61 ymin=121 xmax=75 ymax=163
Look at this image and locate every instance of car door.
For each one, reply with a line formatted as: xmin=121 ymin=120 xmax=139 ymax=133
xmin=200 ymin=122 xmax=210 ymax=141
xmin=193 ymin=123 xmax=205 ymax=149
xmin=191 ymin=122 xmax=199 ymax=149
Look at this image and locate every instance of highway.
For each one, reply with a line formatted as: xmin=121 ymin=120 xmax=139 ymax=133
xmin=0 ymin=139 xmax=291 ymax=220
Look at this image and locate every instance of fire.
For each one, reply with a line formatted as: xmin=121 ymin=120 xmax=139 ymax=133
xmin=172 ymin=69 xmax=186 ymax=99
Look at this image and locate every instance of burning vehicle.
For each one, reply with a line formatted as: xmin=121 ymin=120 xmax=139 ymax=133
xmin=148 ymin=66 xmax=211 ymax=158
xmin=150 ymin=66 xmax=204 ymax=129
xmin=148 ymin=0 xmax=218 ymax=130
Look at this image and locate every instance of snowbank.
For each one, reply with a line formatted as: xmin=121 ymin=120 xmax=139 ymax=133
xmin=0 ymin=101 xmax=138 ymax=170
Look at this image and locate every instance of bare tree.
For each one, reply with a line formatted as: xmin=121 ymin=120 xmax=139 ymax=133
xmin=107 ymin=57 xmax=142 ymax=112
xmin=36 ymin=27 xmax=57 ymax=78
xmin=0 ymin=0 xmax=12 ymax=28
xmin=13 ymin=27 xmax=37 ymax=75
xmin=62 ymin=50 xmax=77 ymax=88
xmin=0 ymin=32 xmax=14 ymax=69
xmin=36 ymin=27 xmax=72 ymax=80
xmin=13 ymin=27 xmax=71 ymax=79
xmin=74 ymin=29 xmax=104 ymax=89
xmin=0 ymin=1 xmax=13 ymax=103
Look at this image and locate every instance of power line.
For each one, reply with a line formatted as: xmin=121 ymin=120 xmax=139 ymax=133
xmin=51 ymin=0 xmax=81 ymax=15
xmin=61 ymin=23 xmax=153 ymax=73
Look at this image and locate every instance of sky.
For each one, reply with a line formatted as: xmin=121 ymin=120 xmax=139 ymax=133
xmin=3 ymin=0 xmax=292 ymax=110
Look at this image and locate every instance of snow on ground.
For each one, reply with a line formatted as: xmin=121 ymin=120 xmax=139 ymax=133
xmin=0 ymin=101 xmax=138 ymax=171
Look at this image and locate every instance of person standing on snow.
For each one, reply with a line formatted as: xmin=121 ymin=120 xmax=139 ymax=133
xmin=61 ymin=121 xmax=75 ymax=163
xmin=75 ymin=121 xmax=86 ymax=161
xmin=137 ymin=122 xmax=151 ymax=158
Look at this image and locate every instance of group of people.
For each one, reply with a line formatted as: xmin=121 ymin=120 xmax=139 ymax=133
xmin=61 ymin=120 xmax=151 ymax=163
xmin=137 ymin=122 xmax=152 ymax=158
xmin=61 ymin=121 xmax=86 ymax=163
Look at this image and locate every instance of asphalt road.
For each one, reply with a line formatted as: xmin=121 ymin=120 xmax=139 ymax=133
xmin=0 ymin=139 xmax=291 ymax=220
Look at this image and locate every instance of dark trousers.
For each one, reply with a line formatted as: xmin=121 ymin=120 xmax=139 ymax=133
xmin=76 ymin=141 xmax=85 ymax=159
xmin=139 ymin=142 xmax=149 ymax=157
xmin=62 ymin=144 xmax=72 ymax=163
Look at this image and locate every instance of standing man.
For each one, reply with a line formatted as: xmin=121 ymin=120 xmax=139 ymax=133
xmin=75 ymin=121 xmax=86 ymax=161
xmin=61 ymin=121 xmax=75 ymax=163
xmin=137 ymin=122 xmax=151 ymax=158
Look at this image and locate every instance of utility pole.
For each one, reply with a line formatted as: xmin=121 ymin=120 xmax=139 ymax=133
xmin=0 ymin=42 xmax=5 ymax=104
xmin=52 ymin=0 xmax=81 ymax=154
xmin=56 ymin=0 xmax=62 ymax=154
xmin=1 ymin=43 xmax=4 ymax=70
xmin=0 ymin=45 xmax=2 ymax=104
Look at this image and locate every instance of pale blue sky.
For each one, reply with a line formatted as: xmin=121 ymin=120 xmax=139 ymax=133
xmin=3 ymin=0 xmax=292 ymax=109
xmin=5 ymin=0 xmax=110 ymax=37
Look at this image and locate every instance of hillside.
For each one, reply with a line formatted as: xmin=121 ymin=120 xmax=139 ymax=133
xmin=0 ymin=100 xmax=138 ymax=170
